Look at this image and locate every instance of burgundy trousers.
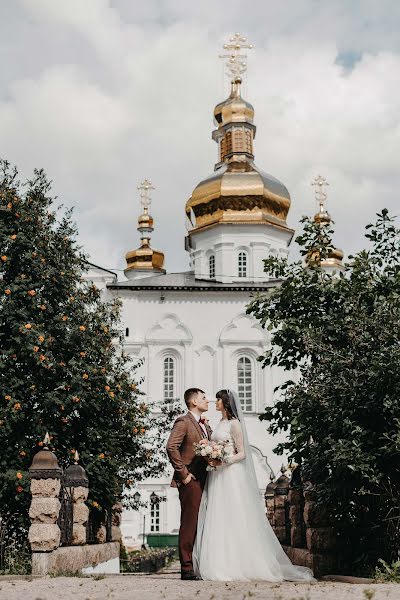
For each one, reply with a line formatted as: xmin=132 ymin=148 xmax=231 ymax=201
xmin=178 ymin=479 xmax=203 ymax=573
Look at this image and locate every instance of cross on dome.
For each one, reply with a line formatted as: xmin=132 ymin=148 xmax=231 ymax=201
xmin=219 ymin=33 xmax=253 ymax=81
xmin=311 ymin=175 xmax=329 ymax=213
xmin=137 ymin=178 xmax=155 ymax=211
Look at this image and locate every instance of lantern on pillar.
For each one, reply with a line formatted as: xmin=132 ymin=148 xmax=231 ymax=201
xmin=29 ymin=432 xmax=62 ymax=480
xmin=65 ymin=451 xmax=89 ymax=488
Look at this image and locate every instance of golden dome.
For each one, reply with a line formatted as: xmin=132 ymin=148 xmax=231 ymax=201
xmin=124 ymin=181 xmax=165 ymax=275
xmin=125 ymin=243 xmax=165 ymax=271
xmin=186 ymin=161 xmax=291 ymax=231
xmin=138 ymin=212 xmax=154 ymax=228
xmin=186 ymin=78 xmax=293 ymax=235
xmin=214 ymin=78 xmax=254 ymax=126
xmin=307 ymin=177 xmax=344 ymax=270
xmin=314 ymin=209 xmax=331 ymax=226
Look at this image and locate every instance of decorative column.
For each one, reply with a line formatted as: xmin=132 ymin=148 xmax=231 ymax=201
xmin=64 ymin=451 xmax=89 ymax=545
xmin=272 ymin=467 xmax=290 ymax=545
xmin=303 ymin=482 xmax=337 ymax=560
xmin=264 ymin=472 xmax=276 ymax=524
xmin=111 ymin=502 xmax=122 ymax=543
xmin=28 ymin=433 xmax=62 ymax=552
xmin=288 ymin=466 xmax=306 ymax=548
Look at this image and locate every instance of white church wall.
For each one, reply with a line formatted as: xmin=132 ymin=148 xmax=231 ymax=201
xmin=86 ymin=278 xmax=295 ymax=547
xmin=188 ymin=223 xmax=291 ymax=283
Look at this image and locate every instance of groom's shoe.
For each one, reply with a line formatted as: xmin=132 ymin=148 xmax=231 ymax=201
xmin=181 ymin=571 xmax=201 ymax=580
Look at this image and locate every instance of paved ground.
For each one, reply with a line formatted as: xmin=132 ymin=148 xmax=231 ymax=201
xmin=0 ymin=562 xmax=398 ymax=600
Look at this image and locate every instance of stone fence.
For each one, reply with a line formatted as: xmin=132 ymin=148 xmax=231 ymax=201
xmin=265 ymin=467 xmax=337 ymax=577
xmin=28 ymin=440 xmax=121 ymax=575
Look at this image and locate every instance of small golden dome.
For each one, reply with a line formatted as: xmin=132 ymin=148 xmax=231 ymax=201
xmin=138 ymin=212 xmax=154 ymax=228
xmin=124 ymin=180 xmax=166 ymax=275
xmin=314 ymin=209 xmax=331 ymax=226
xmin=125 ymin=243 xmax=165 ymax=271
xmin=214 ymin=78 xmax=255 ymax=127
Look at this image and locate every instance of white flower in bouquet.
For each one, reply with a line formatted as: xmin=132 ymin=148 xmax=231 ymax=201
xmin=193 ymin=440 xmax=229 ymax=470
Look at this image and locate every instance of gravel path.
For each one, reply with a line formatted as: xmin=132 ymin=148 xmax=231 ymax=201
xmin=0 ymin=572 xmax=398 ymax=600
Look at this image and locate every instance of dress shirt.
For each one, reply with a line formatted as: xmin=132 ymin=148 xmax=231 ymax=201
xmin=189 ymin=411 xmax=208 ymax=438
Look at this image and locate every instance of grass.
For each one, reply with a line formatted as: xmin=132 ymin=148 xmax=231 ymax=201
xmin=0 ymin=544 xmax=31 ymax=576
xmin=374 ymin=558 xmax=400 ymax=583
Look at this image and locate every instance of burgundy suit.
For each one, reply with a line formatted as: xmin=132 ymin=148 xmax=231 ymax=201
xmin=166 ymin=412 xmax=211 ymax=573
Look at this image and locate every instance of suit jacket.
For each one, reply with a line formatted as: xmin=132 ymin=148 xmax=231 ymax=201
xmin=166 ymin=412 xmax=212 ymax=488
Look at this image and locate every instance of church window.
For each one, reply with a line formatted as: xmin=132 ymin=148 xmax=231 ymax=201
xmin=163 ymin=357 xmax=175 ymax=401
xmin=237 ymin=356 xmax=253 ymax=412
xmin=150 ymin=494 xmax=160 ymax=532
xmin=245 ymin=129 xmax=253 ymax=153
xmin=225 ymin=130 xmax=232 ymax=155
xmin=238 ymin=252 xmax=247 ymax=278
xmin=209 ymin=255 xmax=215 ymax=279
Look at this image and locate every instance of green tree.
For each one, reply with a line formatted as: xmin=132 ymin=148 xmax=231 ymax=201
xmin=247 ymin=210 xmax=400 ymax=572
xmin=0 ymin=160 xmax=166 ymax=549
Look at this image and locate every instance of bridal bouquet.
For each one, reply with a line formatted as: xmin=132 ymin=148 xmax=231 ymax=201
xmin=193 ymin=439 xmax=229 ymax=471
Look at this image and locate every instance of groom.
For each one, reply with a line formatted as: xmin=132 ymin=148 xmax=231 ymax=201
xmin=166 ymin=388 xmax=211 ymax=580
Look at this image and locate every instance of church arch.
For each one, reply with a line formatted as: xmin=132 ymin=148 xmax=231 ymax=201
xmin=145 ymin=313 xmax=192 ymax=343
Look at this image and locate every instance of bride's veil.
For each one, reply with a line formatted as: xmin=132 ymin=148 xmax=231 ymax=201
xmin=225 ymin=388 xmax=314 ymax=581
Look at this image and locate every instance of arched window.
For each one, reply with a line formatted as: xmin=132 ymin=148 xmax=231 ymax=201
xmin=237 ymin=356 xmax=253 ymax=412
xmin=125 ymin=327 xmax=129 ymax=337
xmin=209 ymin=254 xmax=215 ymax=279
xmin=238 ymin=251 xmax=247 ymax=278
xmin=163 ymin=356 xmax=175 ymax=401
xmin=150 ymin=493 xmax=160 ymax=532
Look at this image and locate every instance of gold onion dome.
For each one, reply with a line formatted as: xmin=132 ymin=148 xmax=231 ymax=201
xmin=213 ymin=77 xmax=255 ymax=125
xmin=186 ymin=34 xmax=293 ymax=236
xmin=125 ymin=180 xmax=165 ymax=274
xmin=307 ymin=175 xmax=344 ymax=269
xmin=138 ymin=212 xmax=154 ymax=228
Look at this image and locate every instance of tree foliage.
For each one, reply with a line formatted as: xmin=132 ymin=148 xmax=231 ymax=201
xmin=247 ymin=210 xmax=400 ymax=570
xmin=0 ymin=160 xmax=166 ymax=544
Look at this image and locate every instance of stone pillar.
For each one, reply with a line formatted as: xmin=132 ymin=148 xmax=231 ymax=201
xmin=288 ymin=486 xmax=305 ymax=548
xmin=265 ymin=474 xmax=276 ymax=526
xmin=65 ymin=454 xmax=89 ymax=546
xmin=111 ymin=502 xmax=122 ymax=543
xmin=272 ymin=469 xmax=290 ymax=545
xmin=303 ymin=485 xmax=336 ymax=554
xmin=28 ymin=440 xmax=62 ymax=552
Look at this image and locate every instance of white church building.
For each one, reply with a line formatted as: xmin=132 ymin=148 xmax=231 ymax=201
xmin=86 ymin=35 xmax=343 ymax=549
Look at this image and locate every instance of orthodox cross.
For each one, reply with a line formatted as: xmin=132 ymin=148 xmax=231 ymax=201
xmin=137 ymin=179 xmax=154 ymax=212
xmin=220 ymin=33 xmax=253 ymax=80
xmin=311 ymin=175 xmax=329 ymax=213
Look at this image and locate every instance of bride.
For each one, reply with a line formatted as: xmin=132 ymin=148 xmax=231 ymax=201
xmin=193 ymin=388 xmax=315 ymax=582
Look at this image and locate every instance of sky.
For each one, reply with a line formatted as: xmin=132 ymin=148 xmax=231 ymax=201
xmin=0 ymin=0 xmax=399 ymax=276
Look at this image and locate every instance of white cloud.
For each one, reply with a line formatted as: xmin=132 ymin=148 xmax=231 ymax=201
xmin=0 ymin=0 xmax=399 ymax=272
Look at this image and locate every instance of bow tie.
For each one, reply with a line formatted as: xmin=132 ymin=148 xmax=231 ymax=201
xmin=199 ymin=418 xmax=207 ymax=425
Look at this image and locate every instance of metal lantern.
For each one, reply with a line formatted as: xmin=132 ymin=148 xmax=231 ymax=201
xmin=274 ymin=466 xmax=290 ymax=496
xmin=29 ymin=433 xmax=62 ymax=480
xmin=265 ymin=472 xmax=277 ymax=500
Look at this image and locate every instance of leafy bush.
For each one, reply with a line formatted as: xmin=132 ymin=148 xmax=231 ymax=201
xmin=248 ymin=210 xmax=400 ymax=572
xmin=0 ymin=160 xmax=167 ymax=548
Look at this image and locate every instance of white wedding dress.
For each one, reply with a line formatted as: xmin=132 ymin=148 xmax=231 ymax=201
xmin=193 ymin=417 xmax=315 ymax=582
